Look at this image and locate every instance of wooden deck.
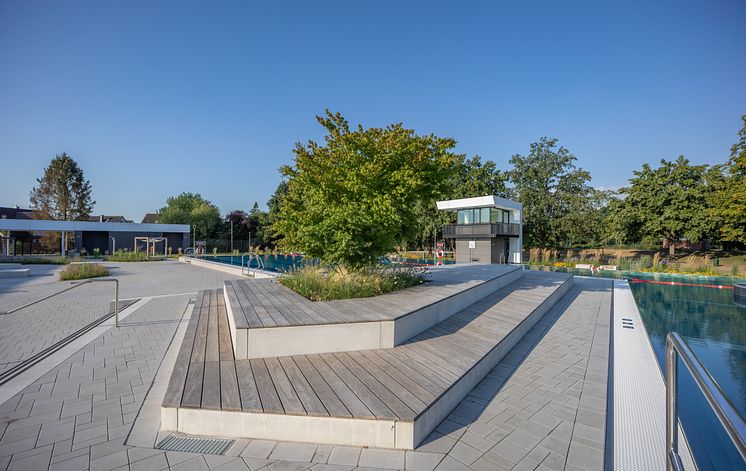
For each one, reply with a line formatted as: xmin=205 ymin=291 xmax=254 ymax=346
xmin=162 ymin=270 xmax=574 ymax=448
xmin=224 ymin=264 xmax=521 ymax=329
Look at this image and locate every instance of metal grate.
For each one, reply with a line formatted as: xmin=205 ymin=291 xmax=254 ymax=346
xmin=156 ymin=435 xmax=234 ymax=455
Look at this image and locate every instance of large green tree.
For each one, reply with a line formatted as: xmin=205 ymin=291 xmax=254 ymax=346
xmin=29 ymin=152 xmax=94 ymax=220
xmin=254 ymin=181 xmax=288 ymax=249
xmin=158 ymin=193 xmax=222 ymax=240
xmin=617 ymin=156 xmax=717 ymax=255
xmin=710 ymin=115 xmax=746 ymax=245
xmin=508 ymin=137 xmax=594 ymax=248
xmin=274 ymin=111 xmax=459 ymax=267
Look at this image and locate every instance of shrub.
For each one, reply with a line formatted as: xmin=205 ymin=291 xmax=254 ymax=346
xmin=732 ymin=263 xmax=742 ymax=276
xmin=279 ymin=265 xmax=425 ymax=301
xmin=59 ymin=263 xmax=109 ymax=281
xmin=105 ymin=250 xmax=149 ymax=262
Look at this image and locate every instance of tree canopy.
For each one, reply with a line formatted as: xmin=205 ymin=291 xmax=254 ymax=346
xmin=29 ymin=152 xmax=94 ymax=221
xmin=709 ymin=115 xmax=746 ymax=245
xmin=274 ymin=111 xmax=459 ymax=267
xmin=157 ymin=192 xmax=222 ymax=240
xmin=508 ymin=138 xmax=595 ymax=248
xmin=609 ymin=156 xmax=717 ymax=254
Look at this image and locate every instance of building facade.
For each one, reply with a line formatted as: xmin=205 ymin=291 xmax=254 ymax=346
xmin=436 ymin=196 xmax=522 ymax=264
xmin=0 ymin=208 xmax=190 ymax=256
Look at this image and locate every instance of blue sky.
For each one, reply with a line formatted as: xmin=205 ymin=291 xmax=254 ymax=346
xmin=1 ymin=0 xmax=744 ymax=221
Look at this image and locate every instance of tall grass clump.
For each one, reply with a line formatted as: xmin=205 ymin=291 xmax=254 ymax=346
xmin=679 ymin=255 xmax=716 ymax=275
xmin=279 ymin=265 xmax=425 ymax=301
xmin=652 ymin=252 xmax=662 ymax=271
xmin=529 ymin=248 xmax=541 ymax=265
xmin=59 ymin=263 xmax=109 ymax=281
xmin=732 ymin=263 xmax=742 ymax=277
xmin=541 ymin=248 xmax=552 ymax=265
xmin=105 ymin=250 xmax=150 ymax=262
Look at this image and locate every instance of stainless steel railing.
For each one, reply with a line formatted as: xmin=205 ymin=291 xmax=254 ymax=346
xmin=241 ymin=253 xmax=265 ymax=276
xmin=666 ymin=332 xmax=746 ymax=470
xmin=0 ymin=278 xmax=121 ymax=326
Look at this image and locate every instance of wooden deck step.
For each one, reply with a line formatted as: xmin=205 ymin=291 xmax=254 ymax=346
xmin=223 ymin=264 xmax=526 ymax=359
xmin=162 ymin=270 xmax=574 ymax=449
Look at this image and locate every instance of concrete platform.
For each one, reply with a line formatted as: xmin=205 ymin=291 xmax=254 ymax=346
xmin=224 ymin=264 xmax=525 ymax=359
xmin=0 ymin=268 xmax=30 ymax=278
xmin=161 ymin=270 xmax=573 ymax=449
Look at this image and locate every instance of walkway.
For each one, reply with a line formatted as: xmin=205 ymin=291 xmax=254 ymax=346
xmin=0 ymin=266 xmax=611 ymax=470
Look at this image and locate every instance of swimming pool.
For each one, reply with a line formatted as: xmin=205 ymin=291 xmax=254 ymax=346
xmin=526 ymin=265 xmax=746 ymax=470
xmin=200 ymin=254 xmax=304 ymax=272
xmin=200 ymin=254 xmax=456 ymax=272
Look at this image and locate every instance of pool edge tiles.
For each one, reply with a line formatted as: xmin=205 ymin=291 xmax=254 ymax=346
xmin=612 ymin=280 xmax=695 ymax=471
xmin=181 ymin=256 xmax=276 ymax=278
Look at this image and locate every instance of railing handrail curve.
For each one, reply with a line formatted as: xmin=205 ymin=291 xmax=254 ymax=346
xmin=1 ymin=278 xmax=121 ymax=326
xmin=666 ymin=332 xmax=746 ymax=470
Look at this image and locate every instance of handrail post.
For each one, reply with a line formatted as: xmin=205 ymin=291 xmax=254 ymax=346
xmin=666 ymin=335 xmax=681 ymax=471
xmin=114 ymin=279 xmax=120 ymax=327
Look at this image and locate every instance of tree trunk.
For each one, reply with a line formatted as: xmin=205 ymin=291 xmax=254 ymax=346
xmin=669 ymin=240 xmax=676 ymax=257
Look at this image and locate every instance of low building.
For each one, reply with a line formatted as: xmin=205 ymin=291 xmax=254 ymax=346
xmin=436 ymin=195 xmax=523 ymax=264
xmin=0 ymin=207 xmax=190 ymax=256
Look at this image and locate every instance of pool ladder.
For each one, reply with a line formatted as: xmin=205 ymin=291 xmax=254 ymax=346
xmin=241 ymin=253 xmax=265 ymax=277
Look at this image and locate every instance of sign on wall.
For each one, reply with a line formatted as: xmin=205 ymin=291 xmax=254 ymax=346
xmin=468 ymin=240 xmax=476 ymax=249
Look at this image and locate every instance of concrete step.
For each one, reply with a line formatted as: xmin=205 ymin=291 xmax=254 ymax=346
xmin=0 ymin=268 xmax=31 ymax=278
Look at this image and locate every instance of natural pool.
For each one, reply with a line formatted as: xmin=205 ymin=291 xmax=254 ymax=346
xmin=200 ymin=253 xmax=455 ymax=272
xmin=525 ymin=265 xmax=746 ymax=470
xmin=201 ymin=254 xmax=304 ymax=272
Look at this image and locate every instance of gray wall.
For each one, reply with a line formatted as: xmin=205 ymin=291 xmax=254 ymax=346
xmin=455 ymin=237 xmax=514 ymax=264
xmin=455 ymin=239 xmax=492 ymax=263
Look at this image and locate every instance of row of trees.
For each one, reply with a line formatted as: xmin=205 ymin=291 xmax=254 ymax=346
xmin=25 ymin=113 xmax=745 ymax=267
xmin=271 ymin=111 xmax=745 ymax=266
xmin=606 ymin=117 xmax=745 ymax=255
xmin=156 ymin=191 xmax=287 ymax=251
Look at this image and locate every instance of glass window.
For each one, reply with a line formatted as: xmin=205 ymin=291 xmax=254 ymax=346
xmin=503 ymin=210 xmax=510 ymax=223
xmin=490 ymin=208 xmax=500 ymax=223
xmin=480 ymin=208 xmax=490 ymax=224
xmin=457 ymin=209 xmax=468 ymax=224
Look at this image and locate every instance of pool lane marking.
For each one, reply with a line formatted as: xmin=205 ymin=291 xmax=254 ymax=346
xmin=628 ymin=278 xmax=733 ymax=289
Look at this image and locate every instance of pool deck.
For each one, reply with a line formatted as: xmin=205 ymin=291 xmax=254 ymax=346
xmin=0 ymin=262 xmax=619 ymax=470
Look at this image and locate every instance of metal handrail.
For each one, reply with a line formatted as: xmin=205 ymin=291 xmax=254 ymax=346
xmin=241 ymin=253 xmax=265 ymax=276
xmin=1 ymin=279 xmax=121 ymax=326
xmin=666 ymin=332 xmax=746 ymax=470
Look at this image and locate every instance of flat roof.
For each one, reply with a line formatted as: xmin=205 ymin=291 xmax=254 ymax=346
xmin=436 ymin=195 xmax=521 ymax=211
xmin=0 ymin=218 xmax=190 ymax=233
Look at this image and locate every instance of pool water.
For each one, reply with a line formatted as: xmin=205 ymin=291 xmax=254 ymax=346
xmin=525 ymin=265 xmax=746 ymax=470
xmin=201 ymin=254 xmax=305 ymax=272
xmin=201 ymin=254 xmax=456 ymax=272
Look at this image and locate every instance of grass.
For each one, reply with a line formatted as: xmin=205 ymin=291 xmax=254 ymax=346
xmin=105 ymin=250 xmax=150 ymax=262
xmin=0 ymin=256 xmax=70 ymax=265
xmin=279 ymin=265 xmax=426 ymax=301
xmin=59 ymin=263 xmax=110 ymax=281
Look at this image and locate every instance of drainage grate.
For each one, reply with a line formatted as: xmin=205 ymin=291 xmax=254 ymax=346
xmin=156 ymin=435 xmax=234 ymax=455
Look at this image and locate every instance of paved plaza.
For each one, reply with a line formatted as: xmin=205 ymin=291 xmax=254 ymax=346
xmin=0 ymin=262 xmax=611 ymax=470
